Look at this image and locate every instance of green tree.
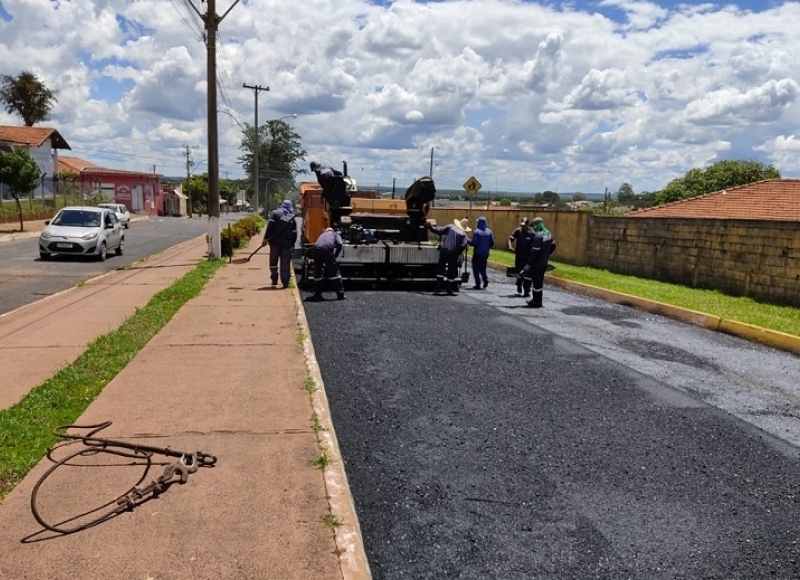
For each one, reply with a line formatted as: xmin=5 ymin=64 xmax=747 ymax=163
xmin=616 ymin=183 xmax=635 ymax=203
xmin=238 ymin=118 xmax=306 ymax=209
xmin=220 ymin=180 xmax=238 ymax=211
xmin=0 ymin=71 xmax=58 ymax=126
xmin=0 ymin=148 xmax=41 ymax=230
xmin=184 ymin=174 xmax=209 ymax=215
xmin=656 ymin=159 xmax=780 ymax=204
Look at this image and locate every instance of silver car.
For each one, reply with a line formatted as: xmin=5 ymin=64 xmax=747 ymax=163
xmin=97 ymin=202 xmax=131 ymax=228
xmin=39 ymin=206 xmax=125 ymax=261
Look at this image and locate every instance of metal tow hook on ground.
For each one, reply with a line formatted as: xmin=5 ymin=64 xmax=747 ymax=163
xmin=30 ymin=421 xmax=217 ymax=535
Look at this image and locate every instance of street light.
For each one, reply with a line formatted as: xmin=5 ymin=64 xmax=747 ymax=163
xmin=218 ymin=108 xmax=246 ymax=132
xmin=189 ymin=159 xmax=208 ymax=176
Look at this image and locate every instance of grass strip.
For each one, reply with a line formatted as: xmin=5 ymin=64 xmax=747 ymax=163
xmin=489 ymin=249 xmax=800 ymax=337
xmin=0 ymin=258 xmax=224 ymax=501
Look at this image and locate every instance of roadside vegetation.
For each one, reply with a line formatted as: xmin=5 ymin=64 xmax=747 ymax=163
xmin=490 ymin=249 xmax=800 ymax=338
xmin=0 ymin=258 xmax=224 ymax=502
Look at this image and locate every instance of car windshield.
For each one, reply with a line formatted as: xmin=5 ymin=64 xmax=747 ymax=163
xmin=52 ymin=210 xmax=102 ymax=228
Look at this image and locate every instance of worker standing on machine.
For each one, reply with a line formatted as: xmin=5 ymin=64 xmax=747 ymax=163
xmin=426 ymin=218 xmax=471 ymax=296
xmin=308 ymin=228 xmax=346 ymax=302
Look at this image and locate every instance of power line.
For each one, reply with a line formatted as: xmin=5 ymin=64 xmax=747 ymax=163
xmin=170 ymin=0 xmax=204 ymax=40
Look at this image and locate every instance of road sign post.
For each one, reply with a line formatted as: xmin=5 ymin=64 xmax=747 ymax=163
xmin=463 ymin=176 xmax=482 ymax=215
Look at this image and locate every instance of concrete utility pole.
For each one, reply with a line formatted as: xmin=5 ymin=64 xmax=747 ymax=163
xmin=243 ymin=83 xmax=269 ymax=218
xmin=194 ymin=0 xmax=240 ymax=259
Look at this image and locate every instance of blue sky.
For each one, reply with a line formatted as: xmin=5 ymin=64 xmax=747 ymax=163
xmin=2 ymin=0 xmax=800 ymax=194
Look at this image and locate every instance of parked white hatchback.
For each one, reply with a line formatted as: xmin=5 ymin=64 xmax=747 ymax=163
xmin=97 ymin=202 xmax=131 ymax=228
xmin=39 ymin=206 xmax=125 ymax=261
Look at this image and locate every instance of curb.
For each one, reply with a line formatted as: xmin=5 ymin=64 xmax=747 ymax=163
xmin=290 ymin=269 xmax=373 ymax=580
xmin=0 ymin=230 xmax=39 ymax=243
xmin=545 ymin=274 xmax=800 ymax=357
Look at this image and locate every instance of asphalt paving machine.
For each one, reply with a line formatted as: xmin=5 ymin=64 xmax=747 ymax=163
xmin=294 ymin=162 xmax=441 ymax=287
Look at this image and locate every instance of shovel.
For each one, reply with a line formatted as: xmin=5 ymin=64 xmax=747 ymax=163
xmin=231 ymin=243 xmax=265 ymax=264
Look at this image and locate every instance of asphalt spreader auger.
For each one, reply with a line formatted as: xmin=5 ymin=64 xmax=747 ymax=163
xmin=29 ymin=421 xmax=217 ymax=535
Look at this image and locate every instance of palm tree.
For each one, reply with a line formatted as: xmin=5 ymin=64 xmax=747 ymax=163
xmin=0 ymin=71 xmax=58 ymax=126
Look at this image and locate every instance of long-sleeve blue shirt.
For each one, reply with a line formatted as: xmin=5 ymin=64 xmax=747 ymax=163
xmin=469 ymin=217 xmax=494 ymax=257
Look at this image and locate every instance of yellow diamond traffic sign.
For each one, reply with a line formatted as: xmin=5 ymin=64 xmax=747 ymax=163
xmin=463 ymin=176 xmax=482 ymax=197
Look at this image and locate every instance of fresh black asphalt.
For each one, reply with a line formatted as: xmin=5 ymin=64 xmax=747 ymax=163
xmin=302 ymin=285 xmax=800 ymax=580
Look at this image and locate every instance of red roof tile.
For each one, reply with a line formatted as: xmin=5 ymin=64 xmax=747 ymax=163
xmin=58 ymin=156 xmax=98 ymax=173
xmin=0 ymin=125 xmax=71 ymax=149
xmin=626 ymin=179 xmax=800 ymax=220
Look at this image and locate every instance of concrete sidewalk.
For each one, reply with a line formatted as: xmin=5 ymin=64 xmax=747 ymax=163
xmin=0 ymin=234 xmax=370 ymax=580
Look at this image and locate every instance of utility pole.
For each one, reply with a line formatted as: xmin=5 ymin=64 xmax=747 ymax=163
xmin=243 ymin=83 xmax=269 ymax=218
xmin=192 ymin=0 xmax=240 ymax=259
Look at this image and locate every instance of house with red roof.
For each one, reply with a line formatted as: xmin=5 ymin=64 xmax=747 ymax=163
xmin=0 ymin=125 xmax=163 ymax=215
xmin=57 ymin=155 xmax=163 ymax=215
xmin=0 ymin=125 xmax=70 ymax=197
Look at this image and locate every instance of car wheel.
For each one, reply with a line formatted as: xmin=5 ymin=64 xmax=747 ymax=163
xmin=97 ymin=242 xmax=107 ymax=262
xmin=124 ymin=222 xmax=130 ymax=229
xmin=116 ymin=237 xmax=124 ymax=256
xmin=40 ymin=252 xmax=50 ymax=260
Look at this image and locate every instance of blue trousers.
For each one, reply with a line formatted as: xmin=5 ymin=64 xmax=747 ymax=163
xmin=472 ymin=254 xmax=488 ymax=285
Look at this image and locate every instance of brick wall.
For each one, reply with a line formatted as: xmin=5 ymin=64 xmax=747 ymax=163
xmin=588 ymin=216 xmax=800 ymax=307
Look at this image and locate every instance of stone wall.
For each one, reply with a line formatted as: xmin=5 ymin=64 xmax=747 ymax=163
xmin=588 ymin=216 xmax=800 ymax=307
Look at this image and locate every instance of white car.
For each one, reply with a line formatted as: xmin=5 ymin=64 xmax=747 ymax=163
xmin=97 ymin=202 xmax=131 ymax=228
xmin=39 ymin=206 xmax=125 ymax=261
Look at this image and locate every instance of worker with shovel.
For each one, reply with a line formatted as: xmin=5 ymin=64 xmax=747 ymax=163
xmin=261 ymin=199 xmax=298 ymax=288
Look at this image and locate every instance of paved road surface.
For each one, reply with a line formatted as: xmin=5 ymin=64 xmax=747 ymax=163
xmin=303 ymin=272 xmax=800 ymax=580
xmin=0 ymin=214 xmax=248 ymax=317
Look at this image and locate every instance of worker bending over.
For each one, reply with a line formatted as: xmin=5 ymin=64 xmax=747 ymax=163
xmin=426 ymin=218 xmax=471 ymax=296
xmin=308 ymin=228 xmax=346 ymax=302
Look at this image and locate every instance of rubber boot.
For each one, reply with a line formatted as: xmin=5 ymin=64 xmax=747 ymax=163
xmin=526 ymin=292 xmax=542 ymax=308
xmin=307 ymin=284 xmax=324 ymax=302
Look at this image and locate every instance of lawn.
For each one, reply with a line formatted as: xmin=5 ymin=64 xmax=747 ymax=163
xmin=488 ymin=249 xmax=800 ymax=338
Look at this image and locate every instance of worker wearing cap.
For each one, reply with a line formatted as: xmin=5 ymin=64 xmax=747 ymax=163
xmin=308 ymin=227 xmax=346 ymax=301
xmin=426 ymin=218 xmax=471 ymax=296
xmin=507 ymin=217 xmax=536 ymax=296
xmin=520 ymin=217 xmax=556 ymax=308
